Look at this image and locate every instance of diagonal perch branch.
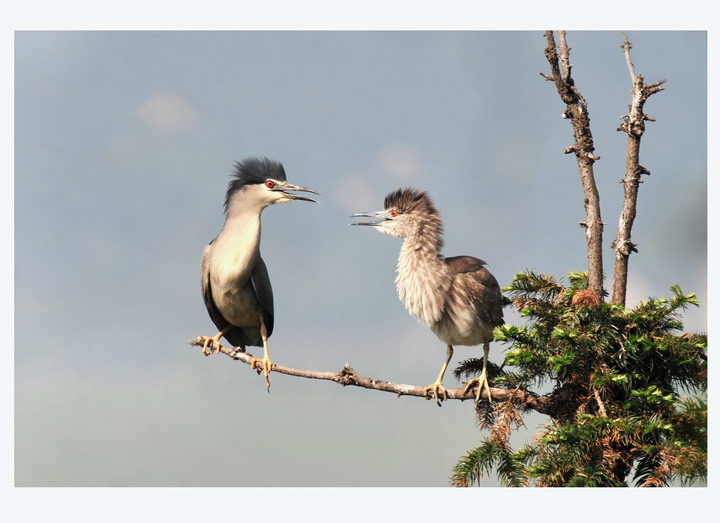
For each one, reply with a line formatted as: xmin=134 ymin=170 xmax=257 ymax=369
xmin=188 ymin=336 xmax=550 ymax=413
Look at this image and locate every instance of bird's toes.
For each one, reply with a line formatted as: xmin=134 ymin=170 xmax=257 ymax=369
xmin=424 ymin=384 xmax=447 ymax=407
xmin=462 ymin=378 xmax=493 ymax=407
xmin=250 ymin=358 xmax=274 ymax=387
xmin=263 ymin=361 xmax=273 ymax=388
xmin=461 ymin=379 xmax=476 ymax=396
xmin=200 ymin=335 xmax=223 ymax=356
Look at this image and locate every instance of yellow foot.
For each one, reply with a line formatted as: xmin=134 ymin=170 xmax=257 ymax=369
xmin=250 ymin=357 xmax=274 ymax=391
xmin=424 ymin=382 xmax=448 ymax=407
xmin=463 ymin=373 xmax=492 ymax=407
xmin=201 ymin=334 xmax=224 ymax=356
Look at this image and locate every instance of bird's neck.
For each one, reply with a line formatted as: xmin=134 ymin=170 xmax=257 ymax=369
xmin=225 ymin=208 xmax=262 ymax=244
xmin=395 ymin=220 xmax=449 ymax=326
xmin=212 ymin=211 xmax=263 ymax=281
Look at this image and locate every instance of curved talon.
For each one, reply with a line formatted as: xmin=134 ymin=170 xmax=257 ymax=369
xmin=424 ymin=382 xmax=448 ymax=406
xmin=201 ymin=326 xmax=232 ymax=356
xmin=250 ymin=357 xmax=273 ymax=390
xmin=201 ymin=335 xmax=224 ymax=356
xmin=463 ymin=373 xmax=493 ymax=407
xmin=463 ymin=343 xmax=493 ymax=407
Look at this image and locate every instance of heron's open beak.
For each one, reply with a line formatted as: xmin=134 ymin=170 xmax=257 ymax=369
xmin=276 ymin=183 xmax=320 ymax=203
xmin=350 ymin=211 xmax=392 ymax=226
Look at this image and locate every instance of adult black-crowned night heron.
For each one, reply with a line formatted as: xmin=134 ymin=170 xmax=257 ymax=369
xmin=200 ymin=157 xmax=318 ymax=388
xmin=352 ymin=188 xmax=504 ymax=406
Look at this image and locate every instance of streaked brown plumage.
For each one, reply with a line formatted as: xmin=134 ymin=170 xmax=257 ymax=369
xmin=352 ymin=188 xmax=503 ymax=406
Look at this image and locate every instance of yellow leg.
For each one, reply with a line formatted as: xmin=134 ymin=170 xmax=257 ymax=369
xmin=250 ymin=318 xmax=273 ymax=391
xmin=202 ymin=326 xmax=232 ymax=356
xmin=463 ymin=343 xmax=492 ymax=406
xmin=424 ymin=345 xmax=453 ymax=406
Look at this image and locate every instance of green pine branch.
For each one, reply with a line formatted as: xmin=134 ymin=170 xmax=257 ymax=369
xmin=453 ymin=271 xmax=707 ymax=487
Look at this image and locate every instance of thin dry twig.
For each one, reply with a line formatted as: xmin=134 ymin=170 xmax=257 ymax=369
xmin=188 ymin=336 xmax=551 ymax=413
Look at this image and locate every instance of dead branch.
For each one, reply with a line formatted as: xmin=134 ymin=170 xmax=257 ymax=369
xmin=593 ymin=386 xmax=608 ymax=417
xmin=188 ymin=336 xmax=552 ymax=414
xmin=611 ymin=33 xmax=666 ymax=306
xmin=543 ymin=30 xmax=605 ymax=298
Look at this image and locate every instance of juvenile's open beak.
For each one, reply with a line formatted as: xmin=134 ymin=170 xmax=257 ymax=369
xmin=350 ymin=211 xmax=393 ymax=226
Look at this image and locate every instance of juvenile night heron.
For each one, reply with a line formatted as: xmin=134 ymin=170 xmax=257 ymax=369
xmin=352 ymin=188 xmax=504 ymax=406
xmin=200 ymin=157 xmax=318 ymax=388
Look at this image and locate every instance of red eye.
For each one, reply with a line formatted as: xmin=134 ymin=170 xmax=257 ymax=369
xmin=390 ymin=209 xmax=399 ymax=217
xmin=265 ymin=180 xmax=275 ymax=189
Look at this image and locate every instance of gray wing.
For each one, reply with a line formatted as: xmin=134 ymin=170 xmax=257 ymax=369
xmin=250 ymin=255 xmax=275 ymax=338
xmin=200 ymin=240 xmax=248 ymax=349
xmin=445 ymin=255 xmax=504 ymax=327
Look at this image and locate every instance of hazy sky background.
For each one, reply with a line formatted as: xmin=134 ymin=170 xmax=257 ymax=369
xmin=8 ymin=24 xmax=710 ymax=508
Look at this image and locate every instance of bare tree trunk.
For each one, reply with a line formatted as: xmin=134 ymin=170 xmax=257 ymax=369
xmin=542 ymin=30 xmax=604 ymax=299
xmin=611 ymin=33 xmax=666 ymax=306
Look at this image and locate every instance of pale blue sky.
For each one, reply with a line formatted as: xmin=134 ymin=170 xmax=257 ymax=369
xmin=9 ymin=25 xmax=710 ymax=504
